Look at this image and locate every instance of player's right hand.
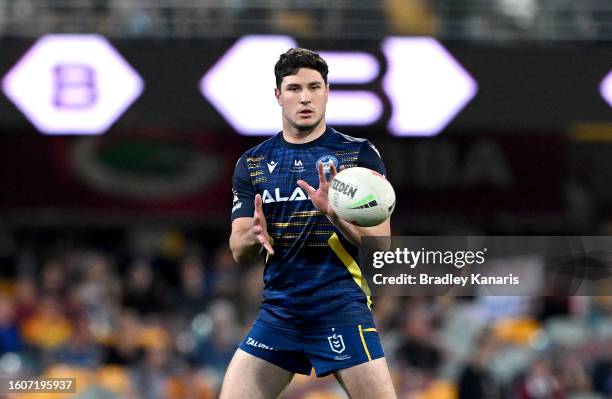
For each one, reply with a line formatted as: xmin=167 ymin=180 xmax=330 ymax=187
xmin=252 ymin=194 xmax=274 ymax=256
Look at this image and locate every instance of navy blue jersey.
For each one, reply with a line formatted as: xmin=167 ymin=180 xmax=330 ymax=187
xmin=231 ymin=127 xmax=386 ymax=328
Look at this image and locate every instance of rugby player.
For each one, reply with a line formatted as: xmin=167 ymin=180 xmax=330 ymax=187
xmin=221 ymin=48 xmax=396 ymax=399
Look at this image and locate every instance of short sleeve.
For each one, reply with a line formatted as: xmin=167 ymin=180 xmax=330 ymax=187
xmin=231 ymin=156 xmax=255 ymax=221
xmin=357 ymin=140 xmax=386 ymax=176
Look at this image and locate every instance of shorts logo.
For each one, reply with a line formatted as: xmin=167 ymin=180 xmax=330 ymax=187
xmin=246 ymin=337 xmax=275 ymax=351
xmin=328 ymin=332 xmax=346 ymax=354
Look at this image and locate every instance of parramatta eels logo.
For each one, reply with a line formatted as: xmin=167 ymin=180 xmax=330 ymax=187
xmin=328 ymin=332 xmax=346 ymax=354
xmin=317 ymin=155 xmax=339 ymax=174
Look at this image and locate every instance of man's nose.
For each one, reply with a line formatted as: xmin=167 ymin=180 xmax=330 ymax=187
xmin=299 ymin=90 xmax=311 ymax=103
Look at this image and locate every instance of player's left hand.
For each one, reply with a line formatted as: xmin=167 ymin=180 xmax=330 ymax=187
xmin=297 ymin=162 xmax=339 ymax=217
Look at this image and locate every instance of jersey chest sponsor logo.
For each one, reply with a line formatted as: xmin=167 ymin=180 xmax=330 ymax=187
xmin=291 ymin=159 xmax=305 ymax=173
xmin=261 ymin=187 xmax=309 ymax=203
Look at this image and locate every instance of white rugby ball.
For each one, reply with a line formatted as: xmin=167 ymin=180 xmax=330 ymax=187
xmin=329 ymin=167 xmax=396 ymax=227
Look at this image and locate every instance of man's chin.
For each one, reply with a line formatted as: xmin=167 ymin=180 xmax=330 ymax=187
xmin=293 ymin=118 xmax=323 ymax=132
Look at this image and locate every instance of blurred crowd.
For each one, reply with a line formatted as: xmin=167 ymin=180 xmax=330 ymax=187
xmin=0 ymin=227 xmax=609 ymax=399
xmin=0 ymin=0 xmax=610 ymax=41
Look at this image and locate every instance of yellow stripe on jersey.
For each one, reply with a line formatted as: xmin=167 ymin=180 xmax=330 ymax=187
xmin=278 ymin=231 xmax=334 ymax=238
xmin=363 ymin=327 xmax=377 ymax=332
xmin=358 ymin=324 xmax=372 ymax=361
xmin=269 ymin=221 xmax=333 ymax=227
xmin=327 ymin=232 xmax=372 ymax=308
xmin=335 ymin=149 xmax=360 ymax=155
xmin=291 ymin=210 xmax=324 ymax=217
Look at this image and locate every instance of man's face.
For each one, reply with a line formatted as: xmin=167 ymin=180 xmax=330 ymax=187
xmin=275 ymin=68 xmax=329 ymax=132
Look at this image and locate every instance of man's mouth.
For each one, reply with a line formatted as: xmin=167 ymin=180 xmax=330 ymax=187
xmin=298 ymin=110 xmax=314 ymax=116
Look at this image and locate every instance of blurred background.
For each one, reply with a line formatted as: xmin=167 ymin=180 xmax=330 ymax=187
xmin=0 ymin=1 xmax=611 ymax=398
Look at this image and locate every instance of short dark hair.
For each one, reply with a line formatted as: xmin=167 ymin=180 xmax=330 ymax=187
xmin=274 ymin=48 xmax=328 ymax=89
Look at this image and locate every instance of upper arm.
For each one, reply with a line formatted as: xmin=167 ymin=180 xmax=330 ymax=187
xmin=231 ymin=156 xmax=256 ymax=221
xmin=362 ymin=217 xmax=391 ymax=236
xmin=357 ymin=141 xmax=386 ymax=176
xmin=357 ymin=141 xmax=391 ymax=234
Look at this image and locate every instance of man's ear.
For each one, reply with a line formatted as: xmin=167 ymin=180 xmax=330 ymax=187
xmin=274 ymin=87 xmax=281 ymax=105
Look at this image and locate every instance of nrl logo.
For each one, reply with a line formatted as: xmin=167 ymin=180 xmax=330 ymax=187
xmin=328 ymin=333 xmax=346 ymax=354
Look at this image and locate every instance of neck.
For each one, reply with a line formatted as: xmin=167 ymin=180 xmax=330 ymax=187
xmin=282 ymin=120 xmax=327 ymax=144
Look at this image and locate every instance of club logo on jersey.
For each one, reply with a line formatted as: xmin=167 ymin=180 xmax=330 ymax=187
xmin=328 ymin=333 xmax=346 ymax=354
xmin=316 ymin=155 xmax=339 ymax=174
xmin=331 ymin=178 xmax=358 ymax=199
xmin=291 ymin=159 xmax=305 ymax=173
xmin=231 ymin=189 xmax=242 ymax=213
xmin=261 ymin=187 xmax=309 ymax=203
xmin=267 ymin=160 xmax=278 ymax=174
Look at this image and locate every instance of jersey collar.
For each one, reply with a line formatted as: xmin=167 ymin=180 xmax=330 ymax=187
xmin=279 ymin=127 xmax=332 ymax=149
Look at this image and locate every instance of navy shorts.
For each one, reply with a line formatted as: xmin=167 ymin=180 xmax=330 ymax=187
xmin=238 ymin=318 xmax=384 ymax=377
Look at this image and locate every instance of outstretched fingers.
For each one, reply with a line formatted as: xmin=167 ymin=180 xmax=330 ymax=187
xmin=329 ymin=163 xmax=338 ymax=180
xmin=253 ymin=194 xmax=264 ymax=223
xmin=258 ymin=234 xmax=274 ymax=255
xmin=317 ymin=161 xmax=328 ymax=185
xmin=252 ymin=194 xmax=273 ymax=255
xmin=297 ymin=179 xmax=316 ymax=197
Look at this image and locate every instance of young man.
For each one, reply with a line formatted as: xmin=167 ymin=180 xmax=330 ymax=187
xmin=222 ymin=48 xmax=396 ymax=399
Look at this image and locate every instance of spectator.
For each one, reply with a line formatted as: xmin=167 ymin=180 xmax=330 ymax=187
xmin=122 ymin=258 xmax=172 ymax=315
xmin=517 ymin=358 xmax=564 ymax=399
xmin=176 ymin=254 xmax=210 ymax=317
xmin=21 ymin=295 xmax=72 ymax=351
xmin=458 ymin=330 xmax=500 ymax=399
xmin=0 ymin=295 xmax=21 ymax=354
xmin=57 ymin=317 xmax=102 ymax=369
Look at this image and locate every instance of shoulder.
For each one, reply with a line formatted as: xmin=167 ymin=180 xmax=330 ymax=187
xmin=328 ymin=128 xmax=368 ymax=145
xmin=236 ymin=133 xmax=281 ymax=165
xmin=328 ymin=128 xmax=380 ymax=155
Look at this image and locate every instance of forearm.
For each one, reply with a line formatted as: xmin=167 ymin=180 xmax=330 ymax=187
xmin=229 ymin=229 xmax=263 ymax=265
xmin=326 ymin=212 xmax=390 ymax=247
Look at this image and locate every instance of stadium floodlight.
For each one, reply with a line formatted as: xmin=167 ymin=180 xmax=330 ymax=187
xmin=600 ymin=70 xmax=612 ymax=108
xmin=2 ymin=34 xmax=144 ymax=135
xmin=382 ymin=37 xmax=478 ymax=137
xmin=200 ymin=36 xmax=383 ymax=136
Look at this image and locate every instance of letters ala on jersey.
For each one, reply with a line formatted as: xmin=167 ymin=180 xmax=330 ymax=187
xmin=262 ymin=187 xmax=309 ymax=204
